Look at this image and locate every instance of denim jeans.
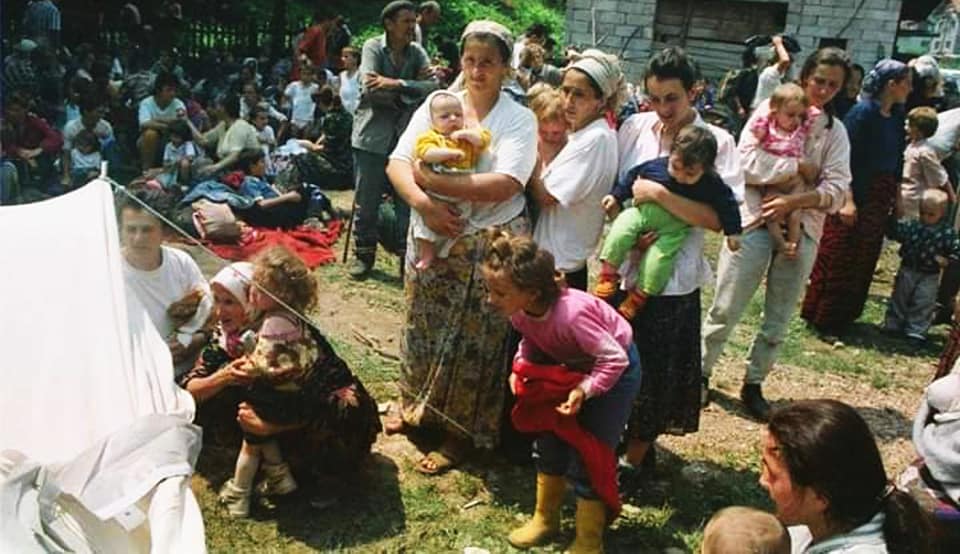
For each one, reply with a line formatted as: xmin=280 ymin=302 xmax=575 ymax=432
xmin=885 ymin=267 xmax=939 ymax=337
xmin=534 ymin=344 xmax=642 ymax=499
xmin=702 ymin=227 xmax=817 ymax=385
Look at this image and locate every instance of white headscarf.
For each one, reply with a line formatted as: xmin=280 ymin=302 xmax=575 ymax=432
xmin=210 ymin=262 xmax=254 ymax=313
xmin=565 ymin=49 xmax=625 ymax=106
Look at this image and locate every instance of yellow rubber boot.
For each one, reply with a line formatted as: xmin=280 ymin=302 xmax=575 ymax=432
xmin=507 ymin=473 xmax=566 ymax=549
xmin=566 ymin=498 xmax=607 ymax=554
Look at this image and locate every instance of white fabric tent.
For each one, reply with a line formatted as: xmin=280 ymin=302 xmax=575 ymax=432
xmin=0 ymin=180 xmax=206 ymax=552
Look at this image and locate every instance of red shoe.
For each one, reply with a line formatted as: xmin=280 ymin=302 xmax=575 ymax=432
xmin=618 ymin=290 xmax=649 ymax=320
xmin=594 ymin=275 xmax=620 ymax=299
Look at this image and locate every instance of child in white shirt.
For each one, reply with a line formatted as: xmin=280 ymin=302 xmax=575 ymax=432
xmin=284 ymin=65 xmax=320 ymax=136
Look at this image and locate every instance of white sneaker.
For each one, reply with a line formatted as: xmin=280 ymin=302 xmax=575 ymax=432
xmin=218 ymin=479 xmax=252 ymax=518
xmin=257 ymin=462 xmax=298 ymax=496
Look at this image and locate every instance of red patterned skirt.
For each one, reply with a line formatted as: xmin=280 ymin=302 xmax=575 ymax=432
xmin=801 ymin=174 xmax=898 ymax=333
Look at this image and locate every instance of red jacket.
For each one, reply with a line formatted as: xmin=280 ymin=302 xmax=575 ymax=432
xmin=3 ymin=113 xmax=63 ymax=158
xmin=511 ymin=358 xmax=621 ymax=516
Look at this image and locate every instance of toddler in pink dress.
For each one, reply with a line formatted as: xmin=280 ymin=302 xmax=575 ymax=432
xmin=751 ymin=82 xmax=820 ymax=257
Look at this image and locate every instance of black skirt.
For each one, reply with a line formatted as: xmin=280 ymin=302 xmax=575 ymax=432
xmin=626 ymin=289 xmax=702 ymax=441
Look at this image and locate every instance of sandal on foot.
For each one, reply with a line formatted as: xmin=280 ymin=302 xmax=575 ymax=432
xmin=416 ymin=450 xmax=458 ymax=475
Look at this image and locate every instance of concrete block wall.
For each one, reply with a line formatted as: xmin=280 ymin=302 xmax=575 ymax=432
xmin=566 ymin=0 xmax=903 ymax=83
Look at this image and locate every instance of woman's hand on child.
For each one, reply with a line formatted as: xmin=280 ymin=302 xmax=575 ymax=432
xmin=797 ymin=161 xmax=818 ymax=185
xmin=556 ymin=387 xmax=586 ymax=416
xmin=419 ymin=196 xmax=464 ymax=238
xmin=838 ymin=200 xmax=857 ymax=227
xmin=224 ymin=357 xmax=255 ymax=386
xmin=631 ymin=178 xmax=667 ymax=205
xmin=761 ymin=194 xmax=796 ymax=222
xmin=635 ymin=231 xmax=658 ymax=254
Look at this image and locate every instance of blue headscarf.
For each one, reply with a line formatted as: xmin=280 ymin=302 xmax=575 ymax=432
xmin=860 ymin=59 xmax=909 ymax=100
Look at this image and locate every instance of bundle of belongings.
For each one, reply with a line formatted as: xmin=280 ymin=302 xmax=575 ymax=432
xmin=0 ymin=180 xmax=206 ymax=553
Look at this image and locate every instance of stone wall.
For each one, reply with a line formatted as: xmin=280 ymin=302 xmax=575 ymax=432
xmin=566 ymin=0 xmax=904 ymax=82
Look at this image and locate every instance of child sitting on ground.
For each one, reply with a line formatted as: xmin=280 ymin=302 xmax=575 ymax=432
xmin=482 ymin=230 xmax=641 ymax=554
xmin=597 ymin=125 xmax=742 ymax=319
xmin=132 ymin=119 xmax=198 ymax=190
xmin=218 ymin=246 xmax=322 ymax=518
xmin=68 ymin=129 xmax=102 ymax=188
xmin=701 ymin=506 xmax=790 ymax=554
xmin=902 ymin=106 xmax=954 ymax=219
xmin=411 ymin=91 xmax=492 ymax=269
xmin=250 ymin=106 xmax=278 ymax=178
xmin=750 ymin=82 xmax=821 ymax=257
xmin=884 ymin=188 xmax=960 ymax=341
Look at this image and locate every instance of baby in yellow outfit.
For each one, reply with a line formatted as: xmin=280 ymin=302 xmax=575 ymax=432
xmin=412 ymin=91 xmax=492 ymax=269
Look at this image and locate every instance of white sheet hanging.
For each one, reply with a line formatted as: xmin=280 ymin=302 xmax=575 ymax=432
xmin=0 ymin=180 xmax=206 ymax=552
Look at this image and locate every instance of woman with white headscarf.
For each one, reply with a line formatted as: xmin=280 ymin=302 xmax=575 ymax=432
xmin=386 ymin=20 xmax=538 ymax=474
xmin=530 ymin=50 xmax=623 ymax=291
xmin=178 ymin=262 xmax=381 ymax=507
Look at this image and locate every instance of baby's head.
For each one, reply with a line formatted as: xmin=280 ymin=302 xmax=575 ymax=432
xmin=769 ymin=83 xmax=809 ymax=133
xmin=669 ymin=125 xmax=717 ymax=185
xmin=250 ymin=245 xmax=318 ymax=314
xmin=907 ymin=106 xmax=938 ymax=143
xmin=927 ymin=373 xmax=960 ymax=415
xmin=919 ymin=188 xmax=949 ymax=226
xmin=168 ymin=119 xmax=190 ymax=146
xmin=74 ymin=129 xmax=100 ymax=155
xmin=701 ymin=507 xmax=790 ymax=554
xmin=428 ymin=92 xmax=465 ymax=136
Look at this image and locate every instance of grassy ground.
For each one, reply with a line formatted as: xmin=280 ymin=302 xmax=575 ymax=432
xmin=184 ymin=191 xmax=942 ymax=553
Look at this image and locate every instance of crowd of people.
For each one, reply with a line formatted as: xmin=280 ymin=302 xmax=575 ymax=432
xmin=5 ymin=0 xmax=960 ymax=552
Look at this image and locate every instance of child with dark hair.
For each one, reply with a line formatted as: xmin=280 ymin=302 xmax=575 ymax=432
xmin=597 ymin=125 xmax=742 ymax=319
xmin=481 ymin=230 xmax=640 ymax=554
xmin=902 ymin=106 xmax=953 ymax=220
xmin=68 ymin=129 xmax=102 ymax=188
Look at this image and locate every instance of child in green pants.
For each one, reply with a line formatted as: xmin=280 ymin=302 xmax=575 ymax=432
xmin=596 ymin=125 xmax=742 ymax=319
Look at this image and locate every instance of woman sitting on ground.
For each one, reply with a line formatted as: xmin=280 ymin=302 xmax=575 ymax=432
xmin=761 ymin=399 xmax=934 ymax=552
xmin=177 ymin=260 xmax=381 ymax=509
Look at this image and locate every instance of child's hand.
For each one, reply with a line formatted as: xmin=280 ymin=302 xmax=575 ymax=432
xmin=601 ymin=194 xmax=620 ymax=218
xmin=508 ymin=372 xmax=518 ymax=394
xmin=451 ymin=129 xmax=482 ymax=146
xmin=556 ymin=386 xmax=586 ymax=416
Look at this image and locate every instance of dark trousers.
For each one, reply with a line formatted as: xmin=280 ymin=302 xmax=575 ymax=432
xmin=353 ymin=148 xmax=409 ymax=262
xmin=564 ymin=267 xmax=588 ymax=292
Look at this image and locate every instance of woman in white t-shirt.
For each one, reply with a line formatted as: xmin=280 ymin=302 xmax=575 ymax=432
xmin=530 ymin=50 xmax=622 ymax=290
xmin=385 ymin=20 xmax=537 ymax=475
xmin=338 ymin=46 xmax=361 ymax=115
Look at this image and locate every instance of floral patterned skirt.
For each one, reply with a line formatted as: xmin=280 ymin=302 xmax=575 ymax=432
xmin=399 ymin=216 xmax=529 ymax=449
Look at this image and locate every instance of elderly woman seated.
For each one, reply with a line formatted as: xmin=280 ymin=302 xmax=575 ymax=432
xmin=177 ymin=261 xmax=381 ymax=512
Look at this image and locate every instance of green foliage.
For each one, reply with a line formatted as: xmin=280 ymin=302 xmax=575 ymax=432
xmin=350 ymin=0 xmax=567 ymax=62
